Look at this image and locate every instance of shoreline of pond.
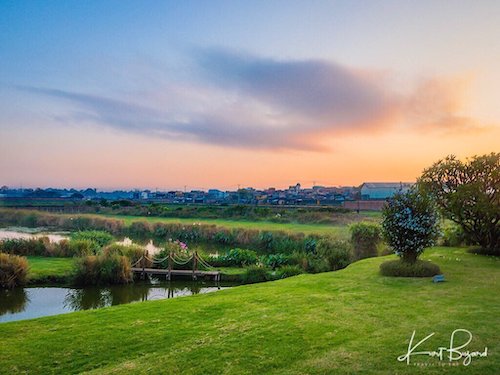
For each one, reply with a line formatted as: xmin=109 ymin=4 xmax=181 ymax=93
xmin=0 ymin=280 xmax=236 ymax=323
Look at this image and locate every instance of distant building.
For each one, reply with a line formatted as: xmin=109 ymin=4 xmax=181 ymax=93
xmin=208 ymin=189 xmax=227 ymax=199
xmin=288 ymin=183 xmax=301 ymax=194
xmin=360 ymin=182 xmax=413 ymax=200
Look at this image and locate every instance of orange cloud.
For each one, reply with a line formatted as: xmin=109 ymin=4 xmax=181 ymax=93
xmin=18 ymin=50 xmax=492 ymax=152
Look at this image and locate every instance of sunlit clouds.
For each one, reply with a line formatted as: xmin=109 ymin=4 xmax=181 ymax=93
xmin=1 ymin=1 xmax=499 ymax=189
xmin=18 ymin=49 xmax=489 ymax=152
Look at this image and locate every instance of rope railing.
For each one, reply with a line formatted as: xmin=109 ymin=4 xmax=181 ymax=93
xmin=196 ymin=253 xmax=215 ymax=270
xmin=172 ymin=253 xmax=193 ymax=262
xmin=130 ymin=251 xmax=217 ymax=273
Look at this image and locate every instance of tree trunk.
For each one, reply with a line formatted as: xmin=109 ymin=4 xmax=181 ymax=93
xmin=401 ymin=252 xmax=418 ymax=264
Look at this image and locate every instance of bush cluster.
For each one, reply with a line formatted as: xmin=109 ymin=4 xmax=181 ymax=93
xmin=260 ymin=253 xmax=290 ymax=270
xmin=70 ymin=231 xmax=114 ymax=249
xmin=241 ymin=266 xmax=272 ymax=284
xmin=102 ymin=243 xmax=145 ymax=264
xmin=0 ymin=238 xmax=76 ymax=257
xmin=350 ymin=222 xmax=381 ymax=260
xmin=208 ymin=248 xmax=258 ymax=267
xmin=275 ymin=265 xmax=303 ymax=279
xmin=379 ymin=259 xmax=441 ymax=277
xmin=74 ymin=254 xmax=132 ymax=285
xmin=0 ymin=231 xmax=117 ymax=258
xmin=0 ymin=253 xmax=29 ymax=288
xmin=440 ymin=224 xmax=468 ymax=247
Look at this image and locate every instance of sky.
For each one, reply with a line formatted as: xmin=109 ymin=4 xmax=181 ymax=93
xmin=1 ymin=0 xmax=499 ymax=191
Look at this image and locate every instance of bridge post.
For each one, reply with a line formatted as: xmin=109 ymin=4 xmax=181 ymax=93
xmin=167 ymin=251 xmax=173 ymax=281
xmin=141 ymin=251 xmax=146 ymax=280
xmin=192 ymin=251 xmax=198 ymax=280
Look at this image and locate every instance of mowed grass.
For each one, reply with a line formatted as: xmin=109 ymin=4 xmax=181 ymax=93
xmin=84 ymin=212 xmax=381 ymax=237
xmin=27 ymin=256 xmax=75 ymax=282
xmin=0 ymin=247 xmax=498 ymax=374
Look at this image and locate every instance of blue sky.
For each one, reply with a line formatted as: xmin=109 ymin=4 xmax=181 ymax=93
xmin=1 ymin=1 xmax=499 ymax=189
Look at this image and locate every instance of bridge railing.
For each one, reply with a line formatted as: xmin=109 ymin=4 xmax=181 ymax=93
xmin=130 ymin=251 xmax=217 ymax=280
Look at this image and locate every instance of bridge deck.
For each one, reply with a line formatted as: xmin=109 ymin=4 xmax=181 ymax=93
xmin=131 ymin=267 xmax=220 ymax=277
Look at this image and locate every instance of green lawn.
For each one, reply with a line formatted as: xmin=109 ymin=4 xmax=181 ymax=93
xmin=1 ymin=247 xmax=498 ymax=374
xmin=27 ymin=256 xmax=76 ymax=284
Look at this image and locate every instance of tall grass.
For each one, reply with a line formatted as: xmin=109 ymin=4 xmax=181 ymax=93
xmin=0 ymin=253 xmax=29 ymax=288
xmin=0 ymin=238 xmax=75 ymax=257
xmin=74 ymin=254 xmax=132 ymax=285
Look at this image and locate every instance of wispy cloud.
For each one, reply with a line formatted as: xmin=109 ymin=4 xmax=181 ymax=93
xmin=17 ymin=49 xmax=486 ymax=151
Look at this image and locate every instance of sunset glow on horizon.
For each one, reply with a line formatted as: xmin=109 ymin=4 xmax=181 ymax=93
xmin=1 ymin=1 xmax=499 ymax=190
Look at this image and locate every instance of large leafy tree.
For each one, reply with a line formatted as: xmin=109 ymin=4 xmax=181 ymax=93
xmin=418 ymin=153 xmax=499 ymax=254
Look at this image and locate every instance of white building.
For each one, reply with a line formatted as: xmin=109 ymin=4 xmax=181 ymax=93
xmin=360 ymin=182 xmax=413 ymax=200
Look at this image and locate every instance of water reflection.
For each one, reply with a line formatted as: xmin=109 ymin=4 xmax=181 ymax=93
xmin=0 ymin=282 xmax=230 ymax=323
xmin=0 ymin=288 xmax=29 ymax=315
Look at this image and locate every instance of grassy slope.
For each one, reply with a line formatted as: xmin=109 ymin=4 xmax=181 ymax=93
xmin=1 ymin=247 xmax=498 ymax=374
xmin=27 ymin=256 xmax=75 ymax=283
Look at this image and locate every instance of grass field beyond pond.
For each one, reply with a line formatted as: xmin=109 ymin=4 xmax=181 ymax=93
xmin=27 ymin=256 xmax=75 ymax=284
xmin=92 ymin=212 xmax=381 ymax=236
xmin=0 ymin=247 xmax=498 ymax=374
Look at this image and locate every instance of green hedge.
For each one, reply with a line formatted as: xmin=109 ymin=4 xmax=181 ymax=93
xmin=379 ymin=259 xmax=441 ymax=277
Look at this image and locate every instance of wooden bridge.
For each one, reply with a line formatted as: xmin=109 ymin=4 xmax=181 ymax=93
xmin=131 ymin=251 xmax=221 ymax=281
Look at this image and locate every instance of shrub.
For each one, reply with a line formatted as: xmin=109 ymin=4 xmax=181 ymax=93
xmin=0 ymin=253 xmax=29 ymax=288
xmin=53 ymin=239 xmax=71 ymax=257
xmin=153 ymin=223 xmax=168 ymax=239
xmin=128 ymin=221 xmax=152 ymax=238
xmin=71 ymin=230 xmax=114 ymax=248
xmin=382 ymin=189 xmax=440 ymax=263
xmin=289 ymin=252 xmax=309 ymax=271
xmin=0 ymin=237 xmax=78 ymax=257
xmin=103 ymin=243 xmax=145 ymax=264
xmin=220 ymin=248 xmax=258 ymax=267
xmin=350 ymin=222 xmax=381 ymax=260
xmin=213 ymin=230 xmax=234 ymax=245
xmin=260 ymin=253 xmax=290 ymax=270
xmin=304 ymin=255 xmax=331 ymax=273
xmin=155 ymin=240 xmax=191 ymax=269
xmin=68 ymin=239 xmax=95 ymax=257
xmin=316 ymin=238 xmax=352 ymax=271
xmin=304 ymin=237 xmax=317 ymax=254
xmin=441 ymin=224 xmax=467 ymax=247
xmin=242 ymin=266 xmax=271 ymax=284
xmin=259 ymin=232 xmax=274 ymax=252
xmin=0 ymin=238 xmax=47 ymax=256
xmin=74 ymin=254 xmax=132 ymax=285
xmin=276 ymin=265 xmax=303 ymax=279
xmin=380 ymin=259 xmax=441 ymax=277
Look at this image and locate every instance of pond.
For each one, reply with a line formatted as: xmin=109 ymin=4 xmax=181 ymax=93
xmin=0 ymin=281 xmax=231 ymax=323
xmin=0 ymin=228 xmax=68 ymax=243
xmin=0 ymin=227 xmax=235 ymax=323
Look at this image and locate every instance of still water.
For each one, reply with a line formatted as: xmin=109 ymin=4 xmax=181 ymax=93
xmin=0 ymin=228 xmax=68 ymax=243
xmin=0 ymin=281 xmax=230 ymax=323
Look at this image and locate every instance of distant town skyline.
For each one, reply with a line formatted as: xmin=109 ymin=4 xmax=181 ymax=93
xmin=1 ymin=1 xmax=499 ymax=189
xmin=2 ymin=180 xmax=414 ymax=192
